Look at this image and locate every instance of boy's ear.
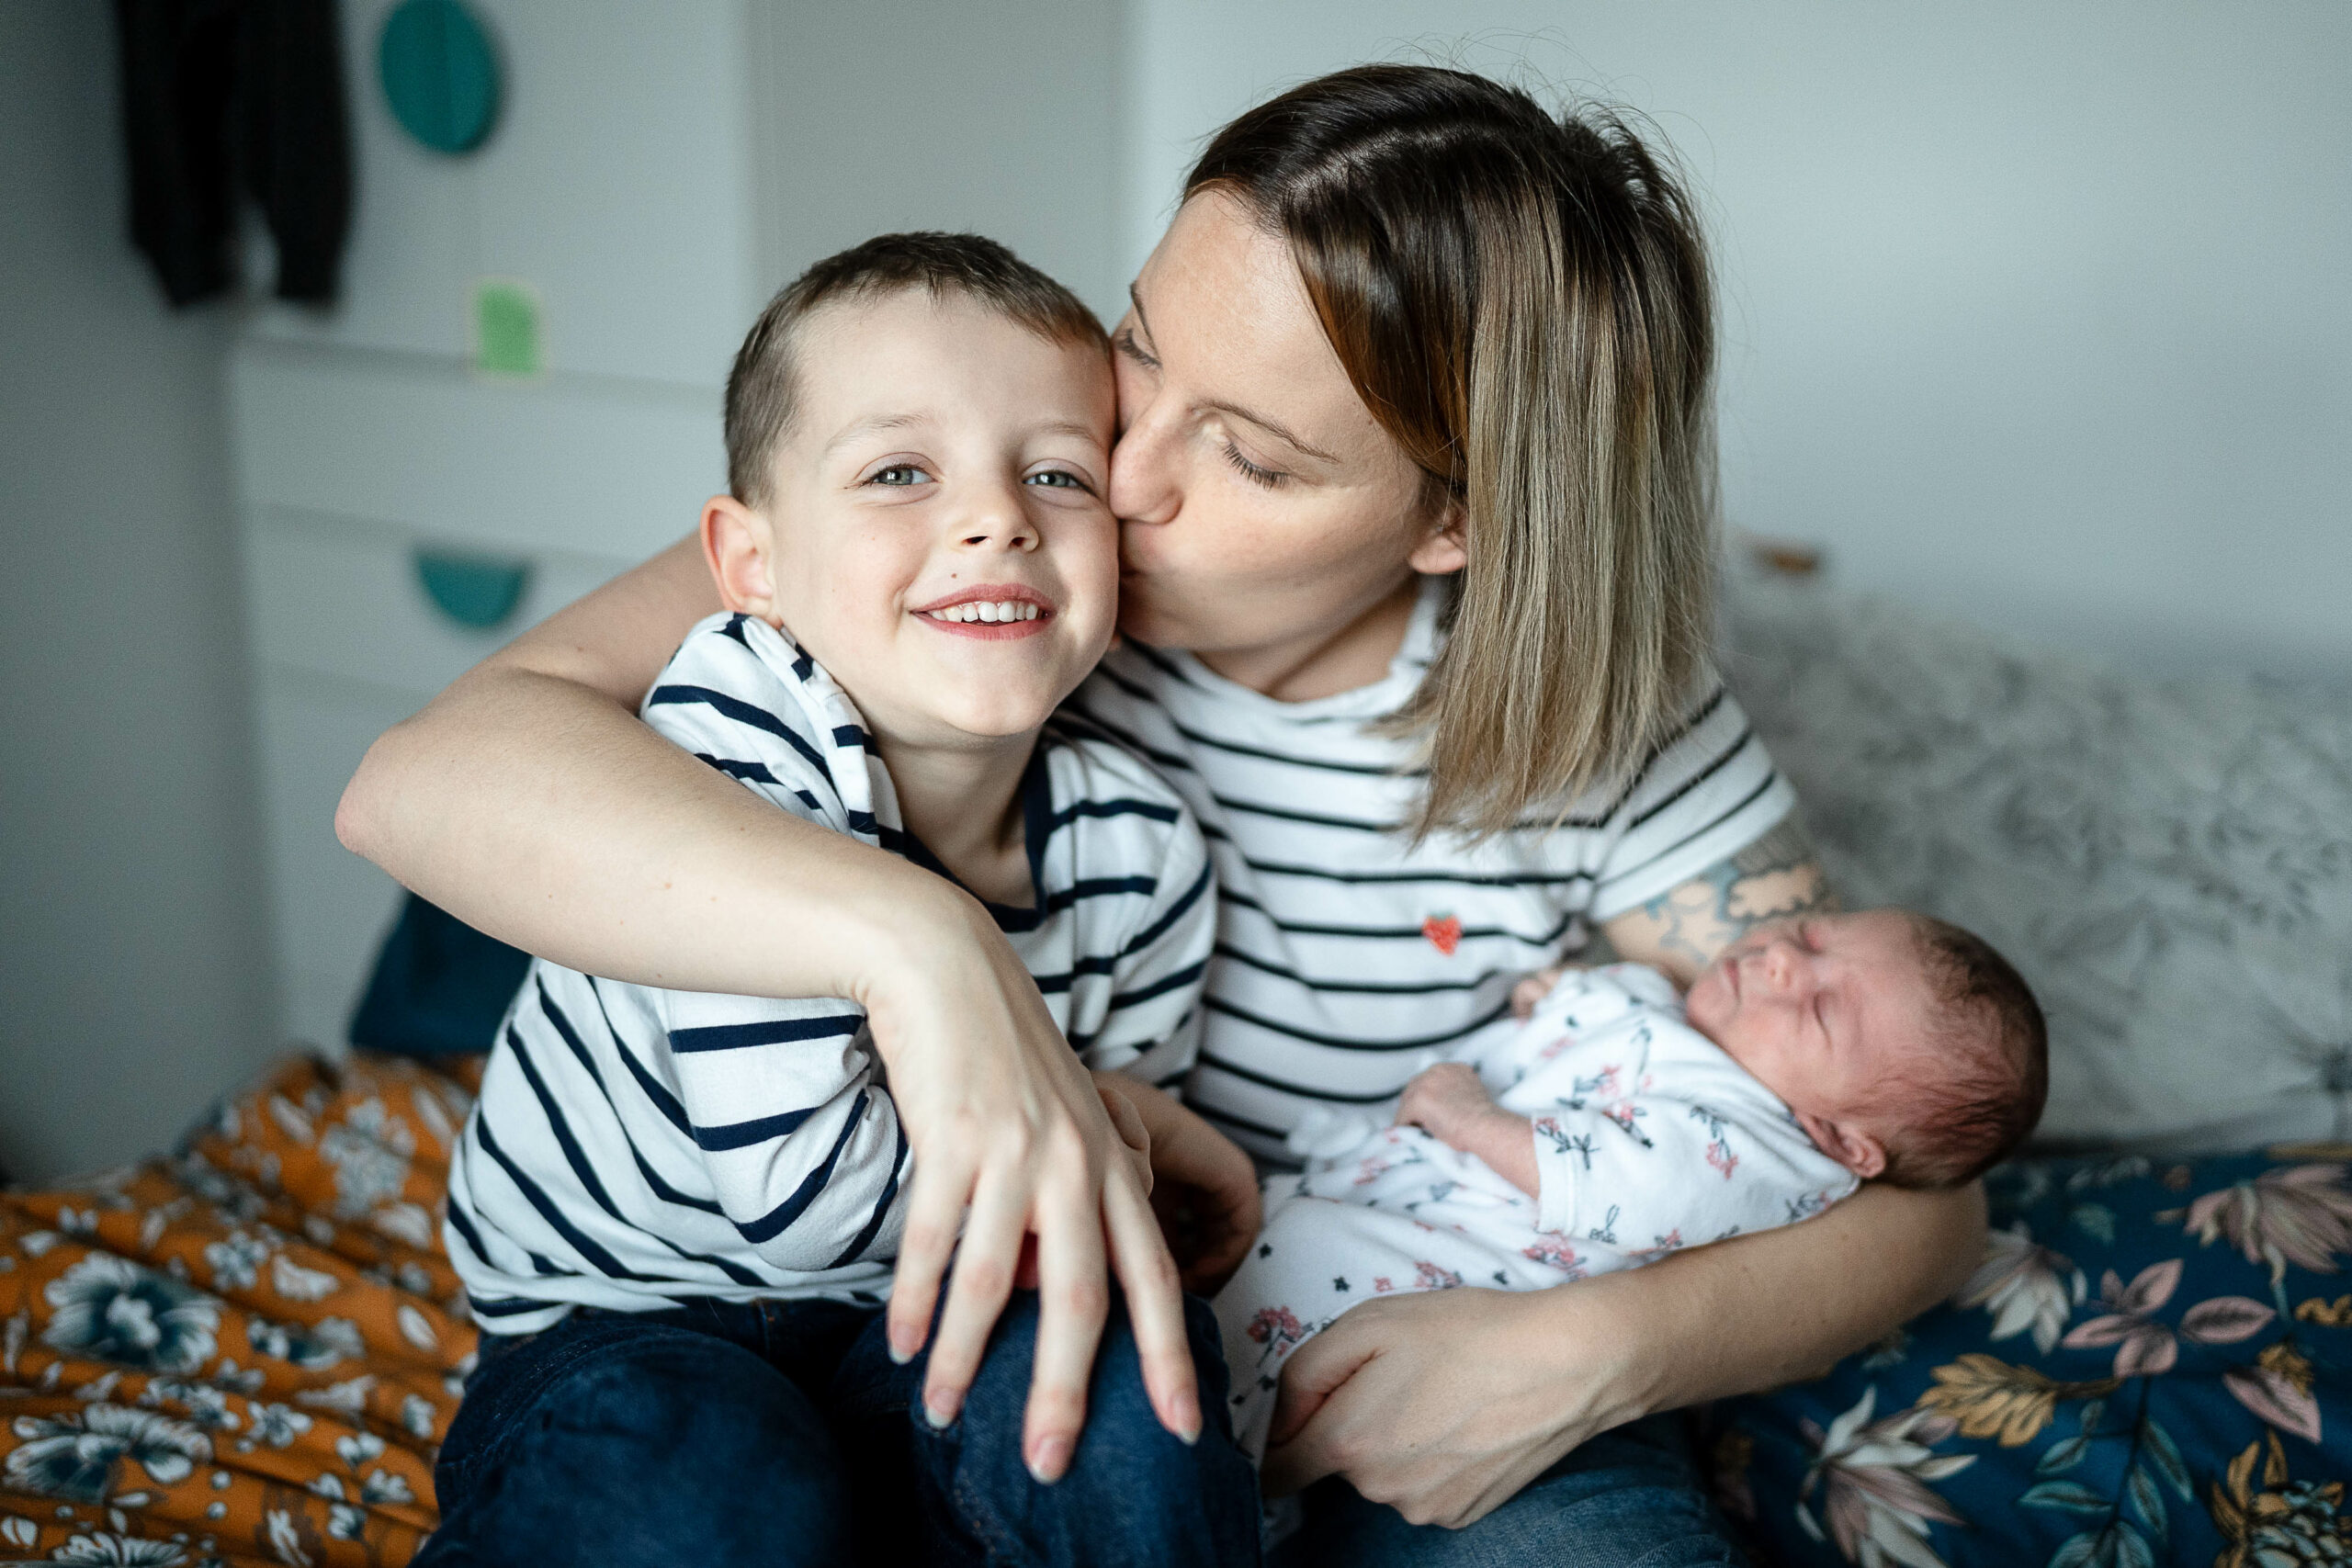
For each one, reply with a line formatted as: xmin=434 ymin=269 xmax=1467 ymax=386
xmin=1797 ymin=1111 xmax=1887 ymax=1180
xmin=1406 ymin=494 xmax=1467 ymax=577
xmin=701 ymin=494 xmax=778 ymax=621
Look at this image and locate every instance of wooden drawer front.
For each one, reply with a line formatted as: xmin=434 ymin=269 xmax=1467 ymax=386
xmin=252 ymin=671 xmax=420 ymax=1052
xmin=245 ymin=513 xmax=633 ymax=698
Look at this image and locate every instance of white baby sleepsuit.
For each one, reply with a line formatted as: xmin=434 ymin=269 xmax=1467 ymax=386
xmin=1213 ymin=963 xmax=1859 ymax=1459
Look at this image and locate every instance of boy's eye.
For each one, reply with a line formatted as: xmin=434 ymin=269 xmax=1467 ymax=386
xmin=1025 ymin=469 xmax=1087 ymax=491
xmin=871 ymin=464 xmax=932 ymax=487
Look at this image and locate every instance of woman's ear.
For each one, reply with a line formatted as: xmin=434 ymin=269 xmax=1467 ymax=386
xmin=1406 ymin=494 xmax=1468 ymax=576
xmin=1796 ymin=1111 xmax=1887 ymax=1180
xmin=701 ymin=494 xmax=778 ymax=620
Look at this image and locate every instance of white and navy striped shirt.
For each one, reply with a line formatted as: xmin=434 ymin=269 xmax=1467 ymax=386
xmin=447 ymin=613 xmax=1216 ymax=1331
xmin=1062 ymin=578 xmax=1795 ymax=1163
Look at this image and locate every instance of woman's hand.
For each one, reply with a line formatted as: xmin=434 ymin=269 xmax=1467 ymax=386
xmin=1260 ymin=1284 xmax=1644 ymax=1529
xmin=1094 ymin=1074 xmax=1261 ymax=1294
xmin=863 ymin=892 xmax=1202 ymax=1483
xmin=1261 ymin=1178 xmax=1986 ymax=1527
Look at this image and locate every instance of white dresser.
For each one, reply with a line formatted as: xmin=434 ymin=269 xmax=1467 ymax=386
xmin=227 ymin=0 xmax=1121 ymax=1050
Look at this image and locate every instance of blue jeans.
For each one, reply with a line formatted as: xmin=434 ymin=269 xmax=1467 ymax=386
xmin=414 ymin=1290 xmax=1261 ymax=1567
xmin=1271 ymin=1415 xmax=1748 ymax=1568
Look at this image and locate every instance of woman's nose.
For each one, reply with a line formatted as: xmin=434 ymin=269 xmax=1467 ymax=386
xmin=1108 ymin=403 xmax=1182 ymax=528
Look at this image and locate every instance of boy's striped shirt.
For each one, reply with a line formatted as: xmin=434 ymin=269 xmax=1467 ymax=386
xmin=1063 ymin=578 xmax=1795 ymax=1163
xmin=447 ymin=613 xmax=1215 ymax=1331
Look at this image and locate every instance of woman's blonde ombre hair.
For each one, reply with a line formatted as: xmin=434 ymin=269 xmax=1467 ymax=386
xmin=1188 ymin=65 xmax=1719 ymax=840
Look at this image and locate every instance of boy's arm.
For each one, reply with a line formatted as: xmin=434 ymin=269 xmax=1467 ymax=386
xmin=636 ymin=632 xmax=920 ymax=1269
xmin=663 ymin=990 xmax=913 ymax=1271
xmin=1072 ymin=789 xmax=1246 ymax=1287
xmin=1068 ymin=794 xmax=1216 ymax=1087
xmin=1095 ymin=1075 xmax=1261 ymax=1294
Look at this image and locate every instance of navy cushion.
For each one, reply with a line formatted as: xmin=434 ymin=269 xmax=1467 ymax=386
xmin=347 ymin=893 xmax=528 ymax=1055
xmin=1709 ymin=1147 xmax=2352 ymax=1566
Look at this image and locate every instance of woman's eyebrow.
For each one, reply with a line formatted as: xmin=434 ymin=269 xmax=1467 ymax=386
xmin=1128 ymin=283 xmax=1340 ymax=464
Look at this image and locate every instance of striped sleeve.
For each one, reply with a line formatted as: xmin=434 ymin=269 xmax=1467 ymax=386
xmin=639 ymin=613 xmax=860 ymax=834
xmin=640 ymin=615 xmax=910 ymax=1271
xmin=1586 ymin=685 xmax=1797 ymax=921
xmin=1058 ymin=744 xmax=1216 ymax=1090
xmin=658 ymin=991 xmax=910 ymax=1272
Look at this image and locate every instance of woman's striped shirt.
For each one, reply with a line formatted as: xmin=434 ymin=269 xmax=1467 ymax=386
xmin=1062 ymin=578 xmax=1794 ymax=1163
xmin=447 ymin=614 xmax=1216 ymax=1331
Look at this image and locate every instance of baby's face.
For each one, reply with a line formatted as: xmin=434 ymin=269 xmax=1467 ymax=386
xmin=1682 ymin=909 xmax=1939 ymax=1176
xmin=729 ymin=288 xmax=1119 ymax=747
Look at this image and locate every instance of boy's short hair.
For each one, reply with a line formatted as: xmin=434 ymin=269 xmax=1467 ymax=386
xmin=723 ymin=231 xmax=1109 ymax=507
xmin=1882 ymin=915 xmax=2049 ymax=1190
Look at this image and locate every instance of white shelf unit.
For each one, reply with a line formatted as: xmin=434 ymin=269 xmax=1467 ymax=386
xmin=227 ymin=0 xmax=1121 ymax=1049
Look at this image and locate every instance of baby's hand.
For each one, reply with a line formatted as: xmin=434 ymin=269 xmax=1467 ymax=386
xmin=1396 ymin=1063 xmax=1541 ymax=1197
xmin=1510 ymin=966 xmax=1565 ymax=1021
xmin=1395 ymin=1063 xmax=1498 ymax=1147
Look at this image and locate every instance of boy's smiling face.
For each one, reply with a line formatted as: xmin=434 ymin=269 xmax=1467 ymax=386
xmin=705 ymin=287 xmax=1119 ymax=749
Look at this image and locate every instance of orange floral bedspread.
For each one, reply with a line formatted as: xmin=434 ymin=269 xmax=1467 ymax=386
xmin=2 ymin=1053 xmax=483 ymax=1567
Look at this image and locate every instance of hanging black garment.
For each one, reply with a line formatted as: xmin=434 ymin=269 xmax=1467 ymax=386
xmin=112 ymin=0 xmax=353 ymax=307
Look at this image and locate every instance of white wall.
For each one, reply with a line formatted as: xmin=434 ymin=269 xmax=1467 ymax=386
xmin=1121 ymin=1 xmax=2352 ymax=681
xmin=0 ymin=4 xmax=277 ymax=1181
xmin=748 ymin=0 xmax=1125 ymax=324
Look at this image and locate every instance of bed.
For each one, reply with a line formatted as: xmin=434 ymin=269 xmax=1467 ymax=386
xmin=5 ymin=570 xmax=2346 ymax=1566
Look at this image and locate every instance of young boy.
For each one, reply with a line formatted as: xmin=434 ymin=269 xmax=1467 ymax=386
xmin=429 ymin=234 xmax=1259 ymax=1567
xmin=1217 ymin=908 xmax=2046 ymax=1461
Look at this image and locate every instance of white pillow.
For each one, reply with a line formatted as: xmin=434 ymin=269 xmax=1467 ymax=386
xmin=1723 ymin=573 xmax=2352 ymax=1154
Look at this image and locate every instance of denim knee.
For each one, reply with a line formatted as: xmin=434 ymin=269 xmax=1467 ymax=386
xmin=1274 ymin=1414 xmax=1745 ymax=1568
xmin=927 ymin=1290 xmax=1261 ymax=1567
xmin=419 ymin=1315 xmax=853 ymax=1568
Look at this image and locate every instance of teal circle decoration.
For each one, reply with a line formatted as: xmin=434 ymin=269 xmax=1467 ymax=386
xmin=379 ymin=0 xmax=500 ymax=155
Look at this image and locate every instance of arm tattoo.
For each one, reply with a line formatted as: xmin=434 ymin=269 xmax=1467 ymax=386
xmin=1598 ymin=816 xmax=1837 ymax=983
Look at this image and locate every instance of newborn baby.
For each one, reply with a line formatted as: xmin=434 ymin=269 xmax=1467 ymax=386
xmin=1215 ymin=908 xmax=2047 ymax=1461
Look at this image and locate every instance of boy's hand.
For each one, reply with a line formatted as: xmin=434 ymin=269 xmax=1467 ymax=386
xmin=1091 ymin=1076 xmax=1156 ymax=1197
xmin=1510 ymin=966 xmax=1565 ymax=1021
xmin=1097 ymin=1073 xmax=1262 ymax=1294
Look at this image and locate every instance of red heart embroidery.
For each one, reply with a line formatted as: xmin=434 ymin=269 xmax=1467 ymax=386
xmin=1422 ymin=915 xmax=1462 ymax=956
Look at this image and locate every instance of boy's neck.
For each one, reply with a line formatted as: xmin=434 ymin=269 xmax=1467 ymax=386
xmin=873 ymin=731 xmax=1039 ymax=909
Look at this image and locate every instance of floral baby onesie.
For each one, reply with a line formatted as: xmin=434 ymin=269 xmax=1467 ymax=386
xmin=1214 ymin=963 xmax=1860 ymax=1460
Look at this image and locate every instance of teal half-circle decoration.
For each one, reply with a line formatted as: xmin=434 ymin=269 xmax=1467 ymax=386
xmin=379 ymin=0 xmax=501 ymax=155
xmin=413 ymin=548 xmax=529 ymax=630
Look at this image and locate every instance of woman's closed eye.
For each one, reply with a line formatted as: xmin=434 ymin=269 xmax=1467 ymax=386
xmin=1221 ymin=440 xmax=1288 ymax=489
xmin=1114 ymin=327 xmax=1160 ymax=372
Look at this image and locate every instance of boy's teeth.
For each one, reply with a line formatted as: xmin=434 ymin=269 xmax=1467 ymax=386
xmin=930 ymin=600 xmax=1039 ymax=624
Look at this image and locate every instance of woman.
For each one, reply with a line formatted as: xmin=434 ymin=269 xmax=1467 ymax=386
xmin=343 ymin=65 xmax=1984 ymax=1562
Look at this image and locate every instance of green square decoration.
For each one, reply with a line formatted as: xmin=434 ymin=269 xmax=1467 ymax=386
xmin=472 ymin=277 xmax=542 ymax=378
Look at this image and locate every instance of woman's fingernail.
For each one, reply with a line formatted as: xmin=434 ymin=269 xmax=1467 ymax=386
xmin=1170 ymin=1395 xmax=1202 ymax=1445
xmin=923 ymin=1393 xmax=958 ymax=1429
xmin=1027 ymin=1436 xmax=1071 ymax=1483
xmin=888 ymin=1337 xmax=914 ymax=1366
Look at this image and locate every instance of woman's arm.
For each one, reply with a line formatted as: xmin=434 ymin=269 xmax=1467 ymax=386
xmin=337 ymin=536 xmax=1202 ymax=1480
xmin=1261 ymin=1178 xmax=1984 ymax=1527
